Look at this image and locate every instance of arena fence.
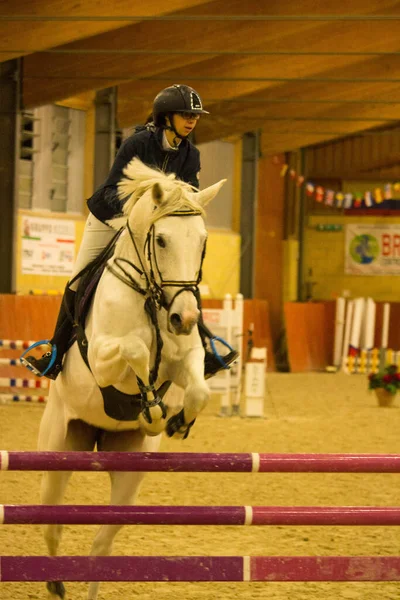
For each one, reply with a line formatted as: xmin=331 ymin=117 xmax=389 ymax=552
xmin=1 ymin=451 xmax=400 ymax=583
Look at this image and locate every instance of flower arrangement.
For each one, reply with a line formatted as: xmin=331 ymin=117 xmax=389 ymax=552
xmin=368 ymin=364 xmax=400 ymax=395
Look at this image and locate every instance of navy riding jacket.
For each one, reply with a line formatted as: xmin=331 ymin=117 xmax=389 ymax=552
xmin=87 ymin=125 xmax=201 ymax=223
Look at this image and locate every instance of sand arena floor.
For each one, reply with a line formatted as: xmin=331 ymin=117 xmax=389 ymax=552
xmin=1 ymin=372 xmax=400 ymax=600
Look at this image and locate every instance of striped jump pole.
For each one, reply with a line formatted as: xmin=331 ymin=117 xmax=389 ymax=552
xmin=0 ymin=340 xmax=37 ymax=351
xmin=0 ymin=378 xmax=49 ymax=389
xmin=0 ymin=395 xmax=47 ymax=405
xmin=2 ymin=505 xmax=400 ymax=526
xmin=2 ymin=451 xmax=400 ymax=473
xmin=2 ymin=555 xmax=400 ymax=582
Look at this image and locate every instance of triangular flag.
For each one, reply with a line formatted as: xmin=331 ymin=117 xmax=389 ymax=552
xmin=335 ymin=192 xmax=344 ymax=208
xmin=374 ymin=188 xmax=383 ymax=203
xmin=315 ymin=186 xmax=324 ymax=202
xmin=306 ymin=182 xmax=315 ymax=196
xmin=344 ymin=193 xmax=353 ymax=208
xmin=364 ymin=191 xmax=373 ymax=207
xmin=280 ymin=164 xmax=289 ymax=177
xmin=325 ymin=189 xmax=335 ymax=206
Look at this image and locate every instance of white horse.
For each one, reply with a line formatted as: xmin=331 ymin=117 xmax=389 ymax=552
xmin=38 ymin=157 xmax=226 ymax=600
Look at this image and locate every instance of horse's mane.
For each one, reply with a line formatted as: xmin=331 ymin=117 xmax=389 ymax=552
xmin=116 ymin=157 xmax=205 ymax=225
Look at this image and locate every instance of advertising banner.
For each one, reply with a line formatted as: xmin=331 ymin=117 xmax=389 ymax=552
xmin=345 ymin=224 xmax=400 ymax=275
xmin=21 ymin=216 xmax=75 ymax=276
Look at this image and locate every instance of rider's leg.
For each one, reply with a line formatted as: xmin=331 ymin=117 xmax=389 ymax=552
xmin=21 ymin=213 xmax=115 ymax=379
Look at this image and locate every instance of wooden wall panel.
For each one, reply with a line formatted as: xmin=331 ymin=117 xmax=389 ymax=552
xmin=254 ymin=153 xmax=285 ymax=358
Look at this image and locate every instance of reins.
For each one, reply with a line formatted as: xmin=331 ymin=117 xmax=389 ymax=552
xmin=104 ymin=208 xmax=207 ymax=405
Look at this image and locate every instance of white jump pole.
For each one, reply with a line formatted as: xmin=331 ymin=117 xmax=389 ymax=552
xmin=349 ymin=298 xmax=365 ymax=358
xmin=333 ymin=297 xmax=346 ymax=367
xmin=230 ymin=293 xmax=243 ymax=416
xmin=362 ymin=297 xmax=376 ymax=351
xmin=341 ymin=300 xmax=354 ymax=373
xmin=380 ymin=303 xmax=390 ymax=370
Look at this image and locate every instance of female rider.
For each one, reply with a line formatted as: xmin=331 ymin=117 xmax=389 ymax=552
xmin=22 ymin=84 xmax=238 ymax=380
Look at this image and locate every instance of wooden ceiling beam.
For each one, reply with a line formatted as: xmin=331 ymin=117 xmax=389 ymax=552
xmin=0 ymin=0 xmax=210 ymax=63
xmin=23 ymin=0 xmax=400 ymax=107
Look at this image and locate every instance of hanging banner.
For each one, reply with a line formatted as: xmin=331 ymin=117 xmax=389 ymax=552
xmin=345 ymin=224 xmax=400 ymax=275
xmin=21 ymin=216 xmax=76 ymax=275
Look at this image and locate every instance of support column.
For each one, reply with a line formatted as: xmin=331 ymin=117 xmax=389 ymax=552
xmin=93 ymin=87 xmax=117 ymax=189
xmin=0 ymin=60 xmax=19 ymax=293
xmin=239 ymin=132 xmax=259 ymax=298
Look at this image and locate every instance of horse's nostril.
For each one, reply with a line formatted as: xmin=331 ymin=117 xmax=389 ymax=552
xmin=170 ymin=313 xmax=182 ymax=328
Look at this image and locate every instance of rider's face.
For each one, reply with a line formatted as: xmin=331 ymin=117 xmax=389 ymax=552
xmin=169 ymin=112 xmax=200 ymax=137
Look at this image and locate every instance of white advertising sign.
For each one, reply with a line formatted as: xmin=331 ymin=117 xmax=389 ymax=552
xmin=21 ymin=216 xmax=75 ymax=276
xmin=345 ymin=224 xmax=400 ymax=275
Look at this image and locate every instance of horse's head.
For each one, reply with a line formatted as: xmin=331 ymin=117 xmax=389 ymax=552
xmin=116 ymin=158 xmax=226 ymax=335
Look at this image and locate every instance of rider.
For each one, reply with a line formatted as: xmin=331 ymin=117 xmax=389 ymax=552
xmin=21 ymin=84 xmax=239 ymax=380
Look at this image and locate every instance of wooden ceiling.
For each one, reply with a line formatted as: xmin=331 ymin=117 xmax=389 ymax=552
xmin=2 ymin=0 xmax=400 ymax=155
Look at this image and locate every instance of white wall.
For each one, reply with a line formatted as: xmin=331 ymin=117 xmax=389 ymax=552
xmin=197 ymin=140 xmax=234 ymax=230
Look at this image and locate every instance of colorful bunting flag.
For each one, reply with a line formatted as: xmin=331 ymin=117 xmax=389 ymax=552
xmin=384 ymin=184 xmax=392 ymax=200
xmin=335 ymin=192 xmax=344 ymax=208
xmin=273 ymin=159 xmax=400 ymax=210
xmin=325 ymin=189 xmax=335 ymax=206
xmin=306 ymin=183 xmax=315 ymax=196
xmin=343 ymin=193 xmax=353 ymax=209
xmin=315 ymin=186 xmax=324 ymax=202
xmin=280 ymin=164 xmax=289 ymax=177
xmin=374 ymin=188 xmax=383 ymax=203
xmin=364 ymin=191 xmax=373 ymax=207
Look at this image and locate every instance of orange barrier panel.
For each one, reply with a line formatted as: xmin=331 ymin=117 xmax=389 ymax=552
xmin=0 ymin=295 xmax=276 ymax=375
xmin=284 ymin=302 xmax=335 ymax=372
xmin=284 ymin=300 xmax=400 ymax=373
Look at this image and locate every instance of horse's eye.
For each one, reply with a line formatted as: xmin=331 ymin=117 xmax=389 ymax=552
xmin=156 ymin=236 xmax=166 ymax=248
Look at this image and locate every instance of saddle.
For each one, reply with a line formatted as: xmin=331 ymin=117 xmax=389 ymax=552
xmin=72 ymin=232 xmax=171 ymax=422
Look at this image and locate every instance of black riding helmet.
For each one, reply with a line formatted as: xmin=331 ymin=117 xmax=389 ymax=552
xmin=153 ymin=84 xmax=209 ymax=139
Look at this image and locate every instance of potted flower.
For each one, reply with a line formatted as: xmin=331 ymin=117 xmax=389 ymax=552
xmin=368 ymin=364 xmax=400 ymax=407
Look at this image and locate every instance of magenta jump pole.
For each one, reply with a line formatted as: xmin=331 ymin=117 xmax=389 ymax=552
xmin=2 ymin=451 xmax=400 ymax=472
xmin=2 ymin=556 xmax=400 ymax=582
xmin=2 ymin=505 xmax=400 ymax=526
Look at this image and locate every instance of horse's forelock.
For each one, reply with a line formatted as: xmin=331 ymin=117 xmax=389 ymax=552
xmin=118 ymin=158 xmax=204 ymax=223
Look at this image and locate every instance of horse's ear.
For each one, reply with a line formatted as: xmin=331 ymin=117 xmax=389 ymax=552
xmin=195 ymin=179 xmax=227 ymax=207
xmin=152 ymin=182 xmax=164 ymax=205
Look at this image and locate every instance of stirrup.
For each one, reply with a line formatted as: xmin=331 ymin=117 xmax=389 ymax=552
xmin=209 ymin=335 xmax=235 ymax=370
xmin=20 ymin=340 xmax=57 ymax=377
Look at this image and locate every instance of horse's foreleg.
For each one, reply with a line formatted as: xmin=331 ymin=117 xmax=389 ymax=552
xmin=39 ymin=402 xmax=98 ymax=599
xmin=87 ymin=430 xmax=161 ymax=600
xmin=166 ymin=349 xmax=209 ymax=439
xmin=118 ymin=334 xmax=169 ymax=435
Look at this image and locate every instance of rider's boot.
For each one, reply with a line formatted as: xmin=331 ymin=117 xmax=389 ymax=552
xmin=20 ymin=287 xmax=76 ymax=380
xmin=198 ymin=320 xmax=239 ymax=380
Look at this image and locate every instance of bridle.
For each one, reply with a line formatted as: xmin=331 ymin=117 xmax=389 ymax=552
xmin=107 ymin=208 xmax=206 ymax=313
xmin=105 ymin=207 xmax=207 ymax=423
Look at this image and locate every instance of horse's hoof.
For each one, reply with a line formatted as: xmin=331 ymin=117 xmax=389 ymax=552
xmin=166 ymin=409 xmax=196 ymax=439
xmin=138 ymin=412 xmax=166 ymax=436
xmin=47 ymin=580 xmax=66 ymax=598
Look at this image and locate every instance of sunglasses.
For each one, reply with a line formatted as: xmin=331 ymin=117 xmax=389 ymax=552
xmin=180 ymin=112 xmax=201 ymax=121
